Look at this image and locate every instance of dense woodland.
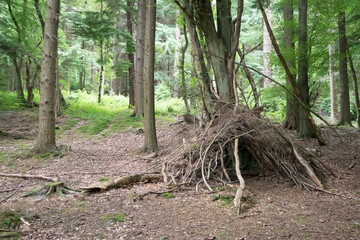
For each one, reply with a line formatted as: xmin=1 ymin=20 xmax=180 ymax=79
xmin=0 ymin=0 xmax=359 ymax=239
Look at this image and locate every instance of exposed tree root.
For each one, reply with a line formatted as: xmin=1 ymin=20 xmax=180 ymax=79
xmin=23 ymin=182 xmax=78 ymax=199
xmin=80 ymin=173 xmax=163 ymax=193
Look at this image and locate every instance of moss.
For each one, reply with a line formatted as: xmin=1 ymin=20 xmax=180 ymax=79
xmin=219 ymin=195 xmax=234 ymax=206
xmin=162 ymin=192 xmax=175 ymax=199
xmin=101 ymin=213 xmax=125 ymax=224
xmin=98 ymin=177 xmax=110 ymax=182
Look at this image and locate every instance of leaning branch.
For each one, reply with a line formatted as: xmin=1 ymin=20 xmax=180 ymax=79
xmin=241 ymin=64 xmax=344 ymax=143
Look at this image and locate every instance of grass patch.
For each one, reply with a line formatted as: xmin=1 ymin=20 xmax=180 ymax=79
xmin=161 ymin=192 xmax=175 ymax=199
xmin=101 ymin=213 xmax=125 ymax=224
xmin=63 ymin=118 xmax=79 ymax=131
xmin=219 ymin=195 xmax=234 ymax=206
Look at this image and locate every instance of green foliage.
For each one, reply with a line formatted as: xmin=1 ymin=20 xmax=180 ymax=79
xmin=155 ymin=81 xmax=172 ymax=101
xmin=261 ymin=87 xmax=287 ymax=122
xmin=0 ymin=90 xmax=24 ymax=110
xmin=155 ymin=98 xmax=186 ymax=117
xmin=0 ymin=211 xmax=21 ymax=230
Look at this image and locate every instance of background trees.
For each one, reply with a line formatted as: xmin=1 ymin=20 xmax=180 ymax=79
xmin=0 ymin=0 xmax=359 ymax=152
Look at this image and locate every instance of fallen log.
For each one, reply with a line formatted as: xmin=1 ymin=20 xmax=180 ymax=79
xmin=79 ymin=173 xmax=163 ymax=193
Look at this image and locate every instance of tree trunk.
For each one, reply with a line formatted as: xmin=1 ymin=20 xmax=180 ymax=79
xmin=338 ymin=11 xmax=351 ymax=125
xmin=348 ymin=49 xmax=360 ymax=128
xmin=98 ymin=41 xmax=104 ymax=103
xmin=194 ymin=0 xmax=235 ymax=102
xmin=90 ymin=46 xmax=95 ymax=92
xmin=127 ymin=0 xmax=135 ymax=106
xmin=283 ymin=0 xmax=297 ymax=130
xmin=131 ymin=0 xmax=146 ymax=117
xmin=79 ymin=40 xmax=85 ymax=90
xmin=262 ymin=5 xmax=272 ymax=87
xmin=172 ymin=9 xmax=181 ymax=98
xmin=329 ymin=43 xmax=339 ymax=124
xmin=183 ymin=1 xmax=213 ymax=103
xmin=297 ymin=0 xmax=313 ymax=138
xmin=25 ymin=56 xmax=34 ymax=105
xmin=32 ymin=0 xmax=60 ymax=153
xmin=143 ymin=0 xmax=158 ymax=153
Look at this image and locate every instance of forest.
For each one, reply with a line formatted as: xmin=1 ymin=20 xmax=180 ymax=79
xmin=0 ymin=0 xmax=359 ymax=239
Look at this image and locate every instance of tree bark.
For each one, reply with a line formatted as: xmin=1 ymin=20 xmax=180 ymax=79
xmin=338 ymin=11 xmax=351 ymax=125
xmin=143 ymin=0 xmax=158 ymax=153
xmin=297 ymin=0 xmax=313 ymax=137
xmin=329 ymin=43 xmax=339 ymax=124
xmin=33 ymin=0 xmax=60 ymax=153
xmin=283 ymin=0 xmax=297 ymax=130
xmin=131 ymin=0 xmax=146 ymax=117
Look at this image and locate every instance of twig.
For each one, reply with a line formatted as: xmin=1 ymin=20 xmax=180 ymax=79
xmin=0 ymin=173 xmax=57 ymax=182
xmin=20 ymin=217 xmax=30 ymax=226
xmin=0 ymin=183 xmax=23 ymax=203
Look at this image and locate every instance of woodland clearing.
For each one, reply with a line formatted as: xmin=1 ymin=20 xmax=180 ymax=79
xmin=0 ymin=108 xmax=359 ymax=239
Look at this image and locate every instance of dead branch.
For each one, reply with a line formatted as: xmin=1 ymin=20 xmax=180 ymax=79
xmin=0 ymin=183 xmax=23 ymax=203
xmin=0 ymin=173 xmax=57 ymax=182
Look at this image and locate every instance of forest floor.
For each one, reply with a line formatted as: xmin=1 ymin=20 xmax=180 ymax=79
xmin=0 ymin=108 xmax=359 ymax=240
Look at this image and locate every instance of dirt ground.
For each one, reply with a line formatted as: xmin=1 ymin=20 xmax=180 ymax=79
xmin=0 ymin=109 xmax=359 ymax=240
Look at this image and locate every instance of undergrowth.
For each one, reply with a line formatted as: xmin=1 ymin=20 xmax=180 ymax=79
xmin=63 ymin=91 xmax=185 ymax=136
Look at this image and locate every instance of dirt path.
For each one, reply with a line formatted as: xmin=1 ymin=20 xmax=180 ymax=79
xmin=0 ymin=110 xmax=359 ymax=239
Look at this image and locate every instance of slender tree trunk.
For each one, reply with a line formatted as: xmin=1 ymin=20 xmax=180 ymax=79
xmin=79 ymin=40 xmax=85 ymax=90
xmin=297 ymin=0 xmax=313 ymax=137
xmin=90 ymin=46 xmax=95 ymax=92
xmin=143 ymin=0 xmax=158 ymax=153
xmin=173 ymin=9 xmax=181 ymax=98
xmin=348 ymin=49 xmax=360 ymax=127
xmin=33 ymin=0 xmax=60 ymax=153
xmin=127 ymin=0 xmax=135 ymax=106
xmin=180 ymin=23 xmax=191 ymax=114
xmin=283 ymin=0 xmax=297 ymax=130
xmin=329 ymin=43 xmax=339 ymax=124
xmin=98 ymin=42 xmax=104 ymax=103
xmin=25 ymin=56 xmax=34 ymax=105
xmin=262 ymin=5 xmax=272 ymax=87
xmin=338 ymin=11 xmax=351 ymax=125
xmin=131 ymin=0 xmax=146 ymax=117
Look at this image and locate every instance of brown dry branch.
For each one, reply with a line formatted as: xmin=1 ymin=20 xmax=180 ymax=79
xmin=0 ymin=173 xmax=57 ymax=182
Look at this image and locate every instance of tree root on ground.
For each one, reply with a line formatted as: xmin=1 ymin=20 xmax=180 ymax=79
xmin=23 ymin=182 xmax=78 ymax=199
